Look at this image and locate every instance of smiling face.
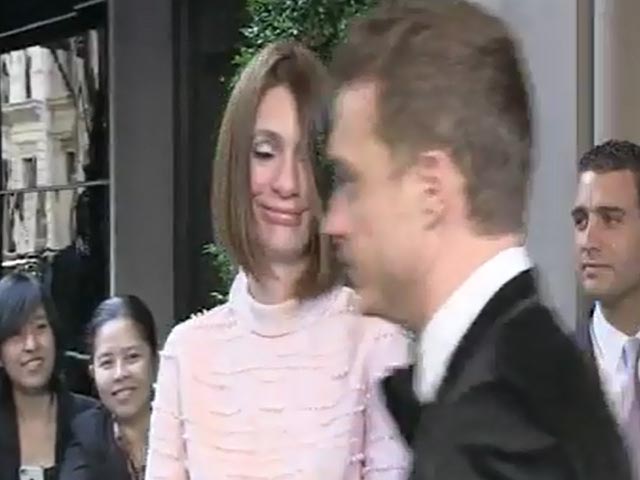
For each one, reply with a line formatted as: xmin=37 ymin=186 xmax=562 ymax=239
xmin=250 ymin=85 xmax=314 ymax=264
xmin=91 ymin=317 xmax=155 ymax=423
xmin=0 ymin=306 xmax=55 ymax=394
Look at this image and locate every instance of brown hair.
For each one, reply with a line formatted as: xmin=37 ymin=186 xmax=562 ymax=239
xmin=578 ymin=139 xmax=640 ymax=207
xmin=332 ymin=0 xmax=532 ymax=235
xmin=213 ymin=41 xmax=340 ymax=299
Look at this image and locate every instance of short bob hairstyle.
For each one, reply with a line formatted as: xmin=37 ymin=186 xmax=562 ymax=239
xmin=213 ymin=40 xmax=340 ymax=299
xmin=0 ymin=272 xmax=63 ymax=396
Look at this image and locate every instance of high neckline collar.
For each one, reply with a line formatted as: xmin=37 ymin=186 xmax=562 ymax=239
xmin=228 ymin=270 xmax=344 ymax=337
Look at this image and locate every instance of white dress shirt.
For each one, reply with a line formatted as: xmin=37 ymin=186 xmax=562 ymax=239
xmin=414 ymin=246 xmax=532 ymax=403
xmin=590 ymin=304 xmax=640 ymax=420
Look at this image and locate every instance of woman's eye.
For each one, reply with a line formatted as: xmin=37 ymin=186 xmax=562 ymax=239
xmin=99 ymin=359 xmax=113 ymax=369
xmin=252 ymin=141 xmax=275 ymax=160
xmin=127 ymin=352 xmax=141 ymax=362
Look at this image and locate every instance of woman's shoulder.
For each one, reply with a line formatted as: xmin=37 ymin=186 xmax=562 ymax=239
xmin=67 ymin=405 xmax=121 ymax=462
xmin=322 ymin=286 xmax=411 ymax=365
xmin=61 ymin=406 xmax=127 ymax=480
xmin=162 ymin=303 xmax=236 ymax=353
xmin=68 ymin=392 xmax=99 ymax=415
xmin=70 ymin=404 xmax=111 ymax=440
xmin=328 ymin=286 xmax=407 ymax=339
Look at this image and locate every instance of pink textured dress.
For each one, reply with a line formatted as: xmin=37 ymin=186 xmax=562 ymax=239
xmin=145 ymin=272 xmax=410 ymax=480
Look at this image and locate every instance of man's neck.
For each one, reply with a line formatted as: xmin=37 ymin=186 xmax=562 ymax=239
xmin=248 ymin=259 xmax=309 ymax=304
xmin=419 ymin=233 xmax=523 ymax=327
xmin=600 ymin=286 xmax=640 ymax=336
xmin=13 ymin=388 xmax=55 ymax=422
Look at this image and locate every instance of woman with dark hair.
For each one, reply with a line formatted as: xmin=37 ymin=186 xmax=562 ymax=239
xmin=59 ymin=295 xmax=157 ymax=480
xmin=0 ymin=272 xmax=96 ymax=480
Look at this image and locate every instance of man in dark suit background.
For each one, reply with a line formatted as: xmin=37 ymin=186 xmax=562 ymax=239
xmin=323 ymin=1 xmax=631 ymax=479
xmin=573 ymin=140 xmax=640 ymax=477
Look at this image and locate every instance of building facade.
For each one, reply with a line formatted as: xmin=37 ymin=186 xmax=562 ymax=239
xmin=1 ymin=37 xmax=100 ymax=267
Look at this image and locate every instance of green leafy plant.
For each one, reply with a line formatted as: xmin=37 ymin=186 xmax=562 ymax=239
xmin=203 ymin=243 xmax=236 ymax=306
xmin=232 ymin=0 xmax=376 ymax=79
xmin=205 ymin=0 xmax=375 ymax=306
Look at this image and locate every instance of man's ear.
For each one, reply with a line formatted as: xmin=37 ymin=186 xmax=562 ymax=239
xmin=411 ymin=150 xmax=450 ymax=229
xmin=88 ymin=364 xmax=94 ymax=380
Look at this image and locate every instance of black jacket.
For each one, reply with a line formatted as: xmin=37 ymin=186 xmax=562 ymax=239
xmin=383 ymin=270 xmax=632 ymax=480
xmin=0 ymin=382 xmax=96 ymax=480
xmin=58 ymin=405 xmax=130 ymax=480
xmin=574 ymin=309 xmax=596 ymax=363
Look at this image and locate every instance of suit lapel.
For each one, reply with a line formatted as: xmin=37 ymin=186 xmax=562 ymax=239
xmin=382 ymin=365 xmax=422 ymax=445
xmin=383 ymin=269 xmax=541 ymax=446
xmin=574 ymin=310 xmax=596 ymax=359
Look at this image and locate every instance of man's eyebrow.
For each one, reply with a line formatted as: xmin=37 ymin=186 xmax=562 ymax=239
xmin=595 ymin=205 xmax=626 ymax=216
xmin=571 ymin=205 xmax=627 ymax=216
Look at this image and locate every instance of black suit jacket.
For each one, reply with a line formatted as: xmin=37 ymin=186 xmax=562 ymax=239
xmin=574 ymin=309 xmax=596 ymax=363
xmin=0 ymin=380 xmax=97 ymax=480
xmin=58 ymin=405 xmax=130 ymax=480
xmin=383 ymin=270 xmax=632 ymax=480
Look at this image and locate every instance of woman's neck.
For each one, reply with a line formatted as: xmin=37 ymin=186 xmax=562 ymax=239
xmin=13 ymin=388 xmax=55 ymax=421
xmin=117 ymin=410 xmax=151 ymax=464
xmin=248 ymin=260 xmax=308 ymax=304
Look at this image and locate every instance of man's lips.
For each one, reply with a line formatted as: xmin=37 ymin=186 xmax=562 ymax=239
xmin=581 ymin=262 xmax=611 ymax=270
xmin=581 ymin=263 xmax=613 ymax=276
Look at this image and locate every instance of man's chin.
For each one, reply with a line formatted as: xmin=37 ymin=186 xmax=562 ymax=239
xmin=582 ymin=280 xmax=615 ymax=299
xmin=585 ymin=284 xmax=628 ymax=305
xmin=354 ymin=288 xmax=394 ymax=319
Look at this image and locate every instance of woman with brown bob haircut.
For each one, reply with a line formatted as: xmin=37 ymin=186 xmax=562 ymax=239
xmin=146 ymin=41 xmax=410 ymax=479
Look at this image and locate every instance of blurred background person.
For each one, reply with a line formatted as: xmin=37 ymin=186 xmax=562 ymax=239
xmin=146 ymin=40 xmax=409 ymax=480
xmin=60 ymin=295 xmax=158 ymax=480
xmin=0 ymin=272 xmax=96 ymax=480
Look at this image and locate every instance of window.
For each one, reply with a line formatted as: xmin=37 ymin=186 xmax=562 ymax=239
xmin=0 ymin=29 xmax=110 ymax=364
xmin=35 ymin=191 xmax=47 ymax=248
xmin=24 ymin=51 xmax=32 ymax=99
xmin=2 ymin=158 xmax=10 ymax=185
xmin=0 ymin=59 xmax=9 ymax=104
xmin=22 ymin=156 xmax=37 ymax=187
xmin=66 ymin=151 xmax=76 ymax=183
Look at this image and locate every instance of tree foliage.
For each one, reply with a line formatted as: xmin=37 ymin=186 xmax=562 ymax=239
xmin=233 ymin=0 xmax=375 ymax=74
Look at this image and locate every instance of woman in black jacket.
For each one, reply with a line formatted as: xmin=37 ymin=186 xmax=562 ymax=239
xmin=0 ymin=272 xmax=96 ymax=480
xmin=60 ymin=295 xmax=158 ymax=480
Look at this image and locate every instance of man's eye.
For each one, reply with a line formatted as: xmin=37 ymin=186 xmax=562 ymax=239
xmin=602 ymin=213 xmax=622 ymax=226
xmin=334 ymin=166 xmax=354 ymax=187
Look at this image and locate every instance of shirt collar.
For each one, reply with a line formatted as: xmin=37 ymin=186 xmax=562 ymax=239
xmin=591 ymin=303 xmax=637 ymax=374
xmin=414 ymin=246 xmax=532 ymax=402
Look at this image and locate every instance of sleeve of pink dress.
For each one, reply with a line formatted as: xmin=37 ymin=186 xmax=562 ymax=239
xmin=145 ymin=329 xmax=189 ymax=480
xmin=362 ymin=327 xmax=412 ymax=480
